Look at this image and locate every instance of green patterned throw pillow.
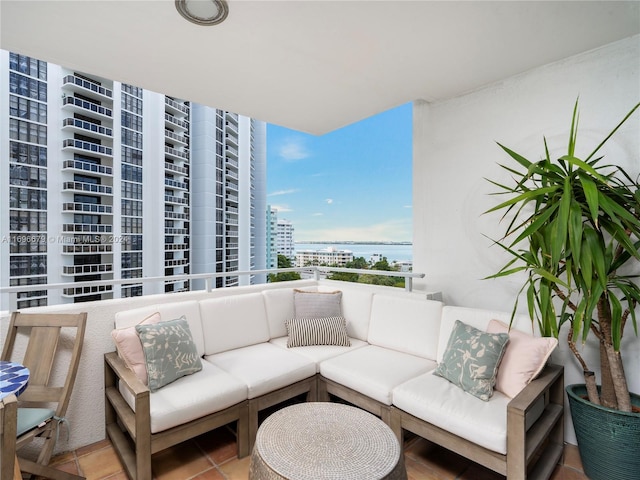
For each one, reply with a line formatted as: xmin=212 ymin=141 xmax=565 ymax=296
xmin=136 ymin=316 xmax=202 ymax=392
xmin=434 ymin=320 xmax=509 ymax=401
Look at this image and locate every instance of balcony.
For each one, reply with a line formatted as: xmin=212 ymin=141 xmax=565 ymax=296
xmin=225 ymin=145 xmax=238 ymax=159
xmin=61 ymin=284 xmax=113 ymax=298
xmin=164 ymin=194 xmax=188 ymax=205
xmin=164 ymin=178 xmax=188 ymax=190
xmin=63 ymin=138 xmax=113 ymax=158
xmin=164 ymin=129 xmax=188 ymax=145
xmin=62 ymin=244 xmax=113 ymax=254
xmin=62 ymin=263 xmax=113 ymax=276
xmin=164 ymin=161 xmax=188 ymax=175
xmin=63 ymin=202 xmax=113 ymax=214
xmin=62 ymin=223 xmax=112 ymax=233
xmin=63 ymin=181 xmax=113 ymax=195
xmin=62 ymin=96 xmax=112 ymax=119
xmin=62 ymin=159 xmax=113 ymax=177
xmin=165 ymin=145 xmax=189 ymax=161
xmin=62 ymin=74 xmax=113 ymax=100
xmin=165 ymin=96 xmax=189 ymax=115
xmin=62 ymin=117 xmax=113 ymax=138
xmin=164 ymin=113 xmax=189 ymax=130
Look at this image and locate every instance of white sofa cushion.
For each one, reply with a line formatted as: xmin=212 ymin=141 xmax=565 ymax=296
xmin=368 ymin=295 xmax=443 ymax=359
xmin=270 ymin=336 xmax=368 ymax=371
xmin=437 ymin=306 xmax=534 ymax=363
xmin=320 ymin=345 xmax=436 ymax=405
xmin=392 ymin=371 xmax=511 ymax=454
xmin=200 ymin=293 xmax=270 ymax=355
xmin=114 ymin=300 xmax=205 ymax=356
xmin=119 ymin=360 xmax=247 ymax=434
xmin=205 ymin=342 xmax=316 ymax=399
xmin=262 ymin=288 xmax=295 ymax=338
xmin=322 ymin=287 xmax=373 ymax=342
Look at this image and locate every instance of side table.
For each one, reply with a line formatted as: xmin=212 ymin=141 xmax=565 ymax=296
xmin=249 ymin=402 xmax=407 ymax=480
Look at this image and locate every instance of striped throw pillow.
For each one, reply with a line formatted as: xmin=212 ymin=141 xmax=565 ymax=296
xmin=286 ymin=316 xmax=351 ymax=348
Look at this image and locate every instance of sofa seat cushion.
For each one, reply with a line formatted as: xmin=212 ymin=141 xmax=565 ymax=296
xmin=319 ymin=345 xmax=436 ymax=405
xmin=270 ymin=336 xmax=368 ymax=372
xmin=205 ymin=343 xmax=316 ymax=399
xmin=392 ymin=371 xmax=511 ymax=454
xmin=119 ymin=360 xmax=247 ymax=434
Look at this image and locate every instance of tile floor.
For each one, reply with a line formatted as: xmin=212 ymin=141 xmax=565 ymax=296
xmin=42 ymin=426 xmax=589 ymax=480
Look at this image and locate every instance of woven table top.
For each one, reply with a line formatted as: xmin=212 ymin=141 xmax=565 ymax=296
xmin=251 ymin=402 xmax=404 ymax=480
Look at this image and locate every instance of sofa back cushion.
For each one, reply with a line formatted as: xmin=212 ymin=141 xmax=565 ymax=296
xmin=321 ymin=287 xmax=372 ymax=342
xmin=262 ymin=288 xmax=296 ymax=338
xmin=114 ymin=300 xmax=205 ymax=356
xmin=200 ymin=293 xmax=270 ymax=354
xmin=437 ymin=306 xmax=533 ymax=363
xmin=367 ymin=294 xmax=443 ymax=359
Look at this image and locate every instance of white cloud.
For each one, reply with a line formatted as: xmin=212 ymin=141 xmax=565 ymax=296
xmin=312 ymin=213 xmax=324 ymax=216
xmin=403 ymin=205 xmax=412 ymax=209
xmin=278 ymin=137 xmax=310 ymax=161
xmin=268 ymin=189 xmax=299 ymax=197
xmin=325 ymin=198 xmax=333 ymax=205
xmin=270 ymin=204 xmax=293 ymax=213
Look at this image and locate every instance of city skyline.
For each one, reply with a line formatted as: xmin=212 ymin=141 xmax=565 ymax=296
xmin=266 ymin=102 xmax=413 ymax=243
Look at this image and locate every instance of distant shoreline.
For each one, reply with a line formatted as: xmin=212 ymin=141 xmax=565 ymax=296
xmin=295 ymin=241 xmax=412 ymax=245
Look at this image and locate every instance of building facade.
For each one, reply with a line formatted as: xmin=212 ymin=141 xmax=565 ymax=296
xmin=1 ymin=50 xmax=266 ymax=309
xmin=266 ymin=206 xmax=278 ymax=270
xmin=276 ymin=218 xmax=295 ymax=261
xmin=295 ymin=247 xmax=353 ymax=267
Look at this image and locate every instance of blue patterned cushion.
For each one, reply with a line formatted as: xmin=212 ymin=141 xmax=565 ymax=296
xmin=434 ymin=320 xmax=509 ymax=401
xmin=136 ymin=316 xmax=202 ymax=392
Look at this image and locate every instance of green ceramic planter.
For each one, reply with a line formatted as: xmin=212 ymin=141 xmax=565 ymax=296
xmin=566 ymin=384 xmax=640 ymax=480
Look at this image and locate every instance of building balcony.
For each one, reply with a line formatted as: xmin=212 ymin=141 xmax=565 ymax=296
xmin=164 ymin=129 xmax=188 ymax=145
xmin=62 ymin=74 xmax=113 ymax=101
xmin=63 ymin=202 xmax=112 ymax=214
xmin=165 ymin=161 xmax=189 ymax=175
xmin=225 ymin=133 xmax=238 ymax=147
xmin=63 ymin=138 xmax=113 ymax=158
xmin=62 ymin=263 xmax=113 ymax=276
xmin=165 ymin=258 xmax=189 ymax=267
xmin=226 ymin=158 xmax=239 ymax=169
xmin=225 ymin=169 xmax=238 ymax=180
xmin=165 ymin=96 xmax=189 ymax=115
xmin=62 ymin=159 xmax=113 ymax=177
xmin=165 ymin=146 xmax=189 ymax=161
xmin=164 ymin=178 xmax=188 ymax=190
xmin=62 ymin=96 xmax=112 ymax=119
xmin=165 ymin=243 xmax=189 ymax=251
xmin=164 ymin=113 xmax=189 ymax=130
xmin=63 ymin=181 xmax=113 ymax=195
xmin=62 ymin=223 xmax=112 ymax=233
xmin=226 ymin=193 xmax=238 ymax=203
xmin=164 ymin=194 xmax=188 ymax=205
xmin=61 ymin=284 xmax=113 ymax=298
xmin=62 ymin=118 xmax=113 ymax=139
xmin=164 ymin=211 xmax=189 ymax=220
xmin=164 ymin=227 xmax=189 ymax=235
xmin=62 ymin=244 xmax=113 ymax=254
xmin=225 ymin=145 xmax=238 ymax=159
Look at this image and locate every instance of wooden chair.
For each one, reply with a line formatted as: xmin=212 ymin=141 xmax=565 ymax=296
xmin=0 ymin=394 xmax=20 ymax=480
xmin=1 ymin=312 xmax=87 ymax=480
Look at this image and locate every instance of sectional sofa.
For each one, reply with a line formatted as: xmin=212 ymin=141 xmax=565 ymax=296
xmin=104 ymin=280 xmax=564 ymax=480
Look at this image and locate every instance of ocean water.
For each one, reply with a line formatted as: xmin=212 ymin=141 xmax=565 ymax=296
xmin=295 ymin=243 xmax=413 ymax=263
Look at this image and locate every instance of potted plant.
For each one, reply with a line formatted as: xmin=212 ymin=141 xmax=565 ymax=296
xmin=485 ymin=100 xmax=640 ymax=480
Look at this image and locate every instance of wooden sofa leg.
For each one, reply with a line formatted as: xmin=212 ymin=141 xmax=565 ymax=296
xmin=316 ymin=377 xmax=330 ymax=402
xmin=237 ymin=402 xmax=250 ymax=458
xmin=306 ymin=376 xmax=318 ymax=402
xmin=389 ymin=408 xmax=403 ymax=445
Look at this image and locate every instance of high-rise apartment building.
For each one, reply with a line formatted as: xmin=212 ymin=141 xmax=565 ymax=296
xmin=1 ymin=50 xmax=266 ymax=310
xmin=276 ymin=219 xmax=295 ymax=261
xmin=266 ymin=206 xmax=278 ymax=269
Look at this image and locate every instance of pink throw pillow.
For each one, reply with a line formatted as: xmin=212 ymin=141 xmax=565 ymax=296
xmin=487 ymin=319 xmax=558 ymax=398
xmin=111 ymin=312 xmax=162 ymax=385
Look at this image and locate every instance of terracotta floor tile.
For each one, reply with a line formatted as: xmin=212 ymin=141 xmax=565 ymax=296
xmin=218 ymin=456 xmax=251 ymax=480
xmin=191 ymin=467 xmax=227 ymax=480
xmin=407 ymin=443 xmax=469 ymax=478
xmin=76 ymin=438 xmax=113 ymax=457
xmin=77 ymin=445 xmax=124 ymax=480
xmin=562 ymin=444 xmax=584 ymax=472
xmin=152 ymin=440 xmax=214 ymax=480
xmin=195 ymin=427 xmax=238 ymax=465
xmin=551 ymin=464 xmax=589 ymax=480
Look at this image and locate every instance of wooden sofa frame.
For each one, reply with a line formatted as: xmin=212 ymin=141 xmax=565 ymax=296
xmin=104 ymin=352 xmax=317 ymax=480
xmin=106 ymin=347 xmax=563 ymax=480
xmin=319 ymin=364 xmax=564 ymax=480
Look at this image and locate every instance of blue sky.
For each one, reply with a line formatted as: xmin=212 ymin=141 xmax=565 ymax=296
xmin=267 ymin=102 xmax=413 ymax=243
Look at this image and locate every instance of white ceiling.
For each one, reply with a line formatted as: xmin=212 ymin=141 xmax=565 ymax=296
xmin=2 ymin=1 xmax=639 ymax=134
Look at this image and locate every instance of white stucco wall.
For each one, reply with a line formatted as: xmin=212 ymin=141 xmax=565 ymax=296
xmin=413 ymin=35 xmax=640 ymax=444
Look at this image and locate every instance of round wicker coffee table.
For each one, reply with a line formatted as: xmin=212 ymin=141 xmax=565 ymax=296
xmin=249 ymin=402 xmax=407 ymax=480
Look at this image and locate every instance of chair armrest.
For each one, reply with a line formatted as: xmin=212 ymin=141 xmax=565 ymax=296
xmin=508 ymin=363 xmax=563 ymax=414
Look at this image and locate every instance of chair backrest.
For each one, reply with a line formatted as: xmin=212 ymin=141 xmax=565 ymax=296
xmin=0 ymin=394 xmax=18 ymax=480
xmin=1 ymin=312 xmax=87 ymax=418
